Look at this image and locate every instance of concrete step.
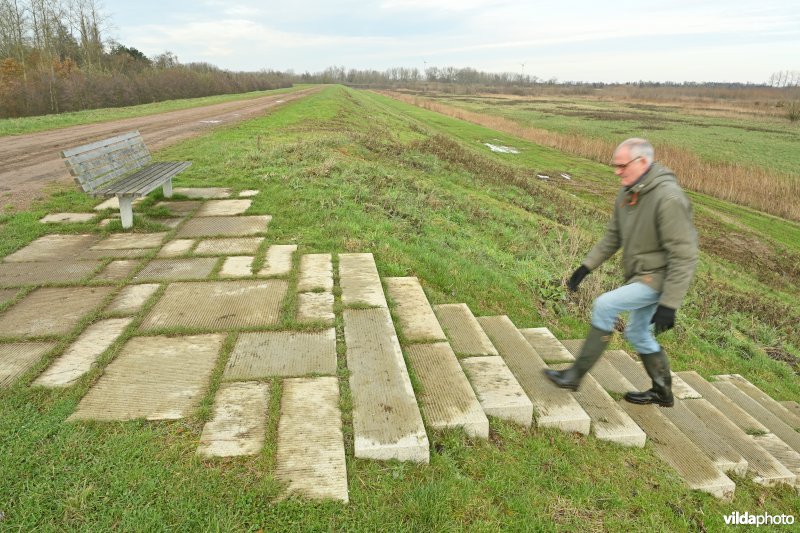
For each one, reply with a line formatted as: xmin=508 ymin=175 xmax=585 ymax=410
xmin=713 ymin=374 xmax=800 ymax=430
xmin=781 ymin=401 xmax=800 ymax=420
xmin=405 ymin=342 xmax=489 ymax=439
xmin=752 ymin=433 xmax=800 ymax=489
xmin=259 ymin=244 xmax=297 ymax=276
xmin=520 ymin=328 xmax=574 ymax=363
xmin=620 ymin=401 xmax=736 ymax=501
xmin=683 ymin=399 xmax=796 ymax=488
xmin=339 ymin=253 xmax=387 ymax=308
xmin=713 ymin=381 xmax=800 ymax=455
xmin=477 ymin=316 xmax=590 ymax=434
xmin=459 ymin=356 xmax=533 ymax=427
xmin=551 ymin=363 xmax=645 ymax=447
xmin=385 ymin=277 xmax=446 ymax=342
xmin=343 ymin=307 xmax=428 ymax=463
xmin=676 ymin=371 xmax=768 ymax=435
xmin=432 ymin=303 xmax=498 ymax=357
xmin=275 ymin=377 xmax=348 ymax=502
xmin=297 ymin=253 xmax=334 ymax=292
xmin=197 ymin=381 xmax=270 ymax=457
xmin=560 ymin=340 xmax=637 ymax=395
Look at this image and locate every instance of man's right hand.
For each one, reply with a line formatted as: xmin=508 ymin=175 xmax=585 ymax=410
xmin=567 ymin=265 xmax=590 ymax=292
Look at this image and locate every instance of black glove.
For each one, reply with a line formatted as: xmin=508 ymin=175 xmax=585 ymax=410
xmin=567 ymin=265 xmax=590 ymax=292
xmin=651 ymin=305 xmax=676 ymax=334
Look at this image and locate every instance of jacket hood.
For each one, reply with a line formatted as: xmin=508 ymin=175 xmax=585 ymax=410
xmin=628 ymin=162 xmax=676 ymax=196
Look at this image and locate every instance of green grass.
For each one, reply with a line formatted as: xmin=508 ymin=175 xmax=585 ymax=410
xmin=1 ymin=85 xmax=799 ymax=530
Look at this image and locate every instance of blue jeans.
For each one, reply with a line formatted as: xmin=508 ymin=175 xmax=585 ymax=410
xmin=591 ymin=282 xmax=661 ymax=354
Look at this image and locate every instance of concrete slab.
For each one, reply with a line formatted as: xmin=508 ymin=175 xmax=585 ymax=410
xmin=238 ymin=190 xmax=259 ymax=198
xmin=197 ymin=381 xmax=270 ymax=457
xmin=385 ymin=277 xmax=446 ymax=343
xmin=176 ymin=216 xmax=271 ymax=238
xmin=94 ymin=260 xmax=139 ymax=282
xmin=140 ymin=280 xmax=287 ymax=331
xmin=433 ymin=303 xmax=498 ymax=357
xmin=753 ymin=433 xmax=800 ymax=487
xmin=194 ymin=238 xmax=263 ymax=256
xmin=220 ymin=256 xmax=253 ymax=278
xmin=405 ymin=343 xmax=489 ymax=439
xmin=0 ymin=288 xmax=17 ymax=306
xmin=134 ymin=258 xmax=217 ymax=282
xmin=105 ymin=284 xmax=160 ymax=315
xmin=69 ymin=334 xmax=224 ymax=421
xmin=259 ymin=245 xmax=297 ymax=276
xmin=155 ymin=218 xmax=183 ymax=229
xmin=4 ymin=234 xmax=99 ymax=262
xmin=196 ymin=199 xmax=252 ymax=217
xmin=34 ymin=318 xmax=133 ymax=387
xmin=154 ymin=201 xmax=202 ymax=216
xmin=713 ymin=381 xmax=800 ymax=454
xmin=173 ymin=187 xmax=232 ymax=199
xmin=158 ymin=240 xmax=195 ymax=258
xmin=552 ymin=363 xmax=645 ymax=447
xmin=94 ymin=197 xmax=144 ymax=210
xmin=671 ymin=372 xmax=702 ymax=399
xmin=459 ymin=356 xmax=532 ymax=427
xmin=604 ymin=350 xmax=650 ymax=390
xmin=80 ymin=248 xmax=152 ymax=260
xmin=0 ymin=342 xmax=56 ymax=387
xmin=297 ymin=254 xmax=333 ymax=292
xmin=343 ymin=308 xmax=429 ymax=463
xmin=40 ymin=213 xmax=95 ymax=224
xmin=0 ymin=286 xmax=113 ymax=337
xmin=676 ymin=371 xmax=768 ymax=434
xmin=520 ymin=327 xmax=574 ymax=363
xmin=561 ymin=340 xmax=642 ymax=395
xmin=780 ymin=401 xmax=800 ymax=420
xmin=339 ymin=253 xmax=387 ymax=308
xmin=713 ymin=374 xmax=800 ymax=430
xmin=620 ymin=401 xmax=736 ymax=501
xmin=275 ymin=377 xmax=348 ymax=502
xmin=0 ymin=260 xmax=101 ymax=287
xmin=296 ymin=292 xmax=335 ymax=324
xmin=224 ymin=329 xmax=337 ymax=379
xmin=477 ymin=316 xmax=590 ymax=434
xmin=91 ymin=233 xmax=168 ymax=250
xmin=685 ymin=399 xmax=796 ymax=488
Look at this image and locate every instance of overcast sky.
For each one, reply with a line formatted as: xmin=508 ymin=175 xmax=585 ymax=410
xmin=103 ymin=0 xmax=800 ymax=83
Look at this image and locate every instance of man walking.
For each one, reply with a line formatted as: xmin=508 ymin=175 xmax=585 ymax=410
xmin=544 ymin=138 xmax=698 ymax=407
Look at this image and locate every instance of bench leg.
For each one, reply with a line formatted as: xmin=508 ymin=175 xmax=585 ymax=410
xmin=163 ymin=178 xmax=173 ymax=198
xmin=118 ymin=195 xmax=134 ymax=229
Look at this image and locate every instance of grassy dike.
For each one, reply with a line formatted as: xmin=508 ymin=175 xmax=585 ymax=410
xmin=1 ymin=85 xmax=798 ymax=530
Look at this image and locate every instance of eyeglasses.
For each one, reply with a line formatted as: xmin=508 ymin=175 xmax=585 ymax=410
xmin=611 ymin=156 xmax=641 ymax=170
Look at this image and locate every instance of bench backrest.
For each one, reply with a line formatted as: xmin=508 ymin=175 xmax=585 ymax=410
xmin=61 ymin=131 xmax=152 ymax=193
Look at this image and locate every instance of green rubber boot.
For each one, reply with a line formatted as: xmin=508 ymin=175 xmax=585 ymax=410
xmin=544 ymin=326 xmax=612 ymax=391
xmin=624 ymin=350 xmax=674 ymax=407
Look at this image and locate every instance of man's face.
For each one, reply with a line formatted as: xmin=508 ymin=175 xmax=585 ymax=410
xmin=612 ymin=147 xmax=648 ymax=187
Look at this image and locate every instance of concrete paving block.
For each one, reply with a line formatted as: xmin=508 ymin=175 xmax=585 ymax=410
xmin=140 ymin=280 xmax=287 ymax=331
xmin=156 ymin=218 xmax=183 ymax=229
xmin=69 ymin=334 xmax=224 ymax=421
xmin=0 ymin=286 xmax=113 ymax=337
xmin=676 ymin=371 xmax=768 ymax=435
xmin=173 ymin=187 xmax=232 ymax=199
xmin=433 ymin=303 xmax=498 ymax=357
xmin=224 ymin=329 xmax=337 ymax=379
xmin=753 ymin=433 xmax=800 ymax=487
xmin=91 ymin=233 xmax=168 ymax=250
xmin=158 ymin=239 xmax=195 ymax=258
xmin=79 ymin=248 xmax=152 ymax=260
xmin=40 ymin=213 xmax=95 ymax=224
xmin=94 ymin=260 xmax=139 ymax=281
xmin=259 ymin=245 xmax=297 ymax=276
xmin=194 ymin=238 xmax=263 ymax=256
xmin=552 ymin=363 xmax=645 ymax=447
xmin=134 ymin=258 xmax=217 ymax=282
xmin=176 ymin=216 xmax=271 ymax=238
xmin=0 ymin=342 xmax=56 ymax=387
xmin=197 ymin=381 xmax=270 ymax=457
xmin=196 ymin=199 xmax=252 ymax=216
xmin=477 ymin=316 xmax=590 ymax=434
xmin=276 ymin=377 xmax=348 ymax=502
xmin=220 ymin=257 xmax=254 ymax=278
xmin=385 ymin=277 xmax=446 ymax=343
xmin=34 ymin=318 xmax=133 ymax=387
xmin=343 ymin=308 xmax=429 ymax=463
xmin=4 ymin=234 xmax=98 ymax=262
xmin=238 ymin=190 xmax=259 ymax=198
xmin=405 ymin=343 xmax=489 ymax=439
xmin=0 ymin=260 xmax=101 ymax=287
xmin=684 ymin=399 xmax=796 ymax=488
xmin=296 ymin=292 xmax=335 ymax=324
xmin=105 ymin=284 xmax=160 ymax=315
xmin=459 ymin=356 xmax=532 ymax=427
xmin=520 ymin=328 xmax=574 ymax=363
xmin=339 ymin=253 xmax=387 ymax=308
xmin=94 ymin=197 xmax=145 ymax=210
xmin=621 ymin=401 xmax=736 ymax=501
xmin=154 ymin=201 xmax=202 ymax=216
xmin=297 ymin=254 xmax=333 ymax=292
xmin=713 ymin=374 xmax=800 ymax=430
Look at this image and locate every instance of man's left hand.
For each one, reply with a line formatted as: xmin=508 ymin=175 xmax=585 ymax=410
xmin=651 ymin=305 xmax=676 ymax=334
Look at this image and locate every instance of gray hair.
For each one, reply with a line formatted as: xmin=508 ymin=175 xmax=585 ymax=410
xmin=614 ymin=138 xmax=654 ymax=165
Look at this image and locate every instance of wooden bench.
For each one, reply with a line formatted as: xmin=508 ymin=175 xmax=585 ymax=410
xmin=61 ymin=130 xmax=191 ymax=229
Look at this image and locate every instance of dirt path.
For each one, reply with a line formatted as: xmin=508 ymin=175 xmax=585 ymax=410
xmin=0 ymin=87 xmax=319 ymax=210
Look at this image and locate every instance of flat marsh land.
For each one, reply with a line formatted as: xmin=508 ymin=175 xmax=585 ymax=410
xmin=0 ymin=86 xmax=798 ymax=531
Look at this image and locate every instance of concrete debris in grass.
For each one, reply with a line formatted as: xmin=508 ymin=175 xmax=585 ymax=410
xmin=537 ymin=174 xmax=550 ymax=180
xmin=561 ymin=173 xmax=572 ymax=180
xmin=484 ymin=143 xmax=520 ymax=154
